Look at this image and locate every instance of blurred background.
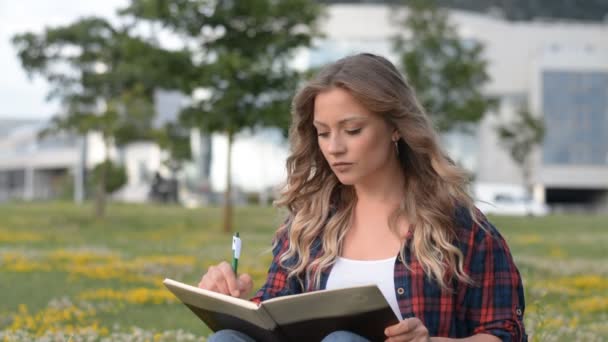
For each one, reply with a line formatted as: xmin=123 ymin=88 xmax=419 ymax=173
xmin=1 ymin=0 xmax=607 ymax=341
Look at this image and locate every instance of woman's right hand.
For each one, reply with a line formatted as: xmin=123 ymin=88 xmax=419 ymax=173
xmin=197 ymin=261 xmax=253 ymax=299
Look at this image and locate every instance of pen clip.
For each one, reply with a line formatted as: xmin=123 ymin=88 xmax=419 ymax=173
xmin=232 ymin=234 xmax=242 ymax=258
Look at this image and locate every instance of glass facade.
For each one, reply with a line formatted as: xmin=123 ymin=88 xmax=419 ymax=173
xmin=542 ymin=70 xmax=608 ymax=165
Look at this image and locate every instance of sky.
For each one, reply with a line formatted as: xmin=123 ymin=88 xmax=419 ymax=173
xmin=0 ymin=0 xmax=290 ymax=192
xmin=0 ymin=0 xmax=128 ymax=119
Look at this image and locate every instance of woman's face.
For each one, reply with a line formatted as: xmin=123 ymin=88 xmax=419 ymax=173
xmin=313 ymin=87 xmax=398 ymax=185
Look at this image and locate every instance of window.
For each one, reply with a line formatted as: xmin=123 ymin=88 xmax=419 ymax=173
xmin=542 ymin=70 xmax=608 ymax=166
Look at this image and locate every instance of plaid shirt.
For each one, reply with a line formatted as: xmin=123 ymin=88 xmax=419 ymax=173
xmin=251 ymin=207 xmax=527 ymax=341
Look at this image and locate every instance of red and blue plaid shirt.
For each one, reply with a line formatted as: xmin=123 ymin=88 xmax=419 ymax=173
xmin=251 ymin=207 xmax=527 ymax=341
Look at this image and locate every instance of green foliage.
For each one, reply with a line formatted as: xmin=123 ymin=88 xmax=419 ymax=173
xmin=321 ymin=0 xmax=608 ymax=22
xmin=392 ymin=0 xmax=495 ymax=131
xmin=90 ymin=161 xmax=128 ymax=194
xmin=12 ymin=16 xmax=192 ymax=217
xmin=12 ymin=18 xmax=187 ymax=142
xmin=496 ymin=106 xmax=545 ymax=191
xmin=119 ymin=0 xmax=324 ymax=231
xmin=154 ymin=121 xmax=192 ymax=173
xmin=1 ymin=202 xmax=608 ymax=340
xmin=496 ymin=107 xmax=545 ymax=167
xmin=120 ymin=0 xmax=324 ymax=135
xmin=434 ymin=0 xmax=608 ymax=22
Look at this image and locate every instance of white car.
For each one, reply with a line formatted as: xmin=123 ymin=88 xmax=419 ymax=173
xmin=476 ymin=193 xmax=549 ymax=217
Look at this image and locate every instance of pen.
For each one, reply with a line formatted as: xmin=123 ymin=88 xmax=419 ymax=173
xmin=232 ymin=232 xmax=241 ymax=275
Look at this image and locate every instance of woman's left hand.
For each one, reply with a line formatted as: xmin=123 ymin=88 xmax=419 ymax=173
xmin=384 ymin=317 xmax=431 ymax=342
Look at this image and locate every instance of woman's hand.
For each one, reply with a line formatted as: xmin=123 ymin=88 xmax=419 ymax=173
xmin=384 ymin=317 xmax=431 ymax=342
xmin=197 ymin=261 xmax=253 ymax=299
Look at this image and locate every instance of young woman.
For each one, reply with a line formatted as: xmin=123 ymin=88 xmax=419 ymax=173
xmin=198 ymin=53 xmax=527 ymax=342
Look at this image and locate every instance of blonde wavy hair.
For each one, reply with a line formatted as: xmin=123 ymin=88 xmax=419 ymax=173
xmin=274 ymin=53 xmax=478 ymax=291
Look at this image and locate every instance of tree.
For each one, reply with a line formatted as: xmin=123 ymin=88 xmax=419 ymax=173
xmin=12 ymin=18 xmax=189 ymax=218
xmin=154 ymin=121 xmax=192 ymax=181
xmin=90 ymin=160 xmax=128 ymax=194
xmin=321 ymin=0 xmax=608 ymax=22
xmin=120 ymin=0 xmax=324 ymax=232
xmin=496 ymin=106 xmax=545 ymax=197
xmin=392 ymin=0 xmax=495 ymax=132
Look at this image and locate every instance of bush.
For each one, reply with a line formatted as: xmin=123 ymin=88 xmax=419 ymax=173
xmin=89 ymin=161 xmax=127 ymax=194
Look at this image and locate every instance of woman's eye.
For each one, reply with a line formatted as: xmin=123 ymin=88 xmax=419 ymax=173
xmin=346 ymin=128 xmax=361 ymax=135
xmin=317 ymin=132 xmax=329 ymax=138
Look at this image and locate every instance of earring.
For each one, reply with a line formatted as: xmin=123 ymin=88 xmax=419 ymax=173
xmin=393 ymin=139 xmax=399 ymax=156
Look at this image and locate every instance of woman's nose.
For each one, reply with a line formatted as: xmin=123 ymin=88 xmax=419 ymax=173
xmin=327 ymin=135 xmax=346 ymax=155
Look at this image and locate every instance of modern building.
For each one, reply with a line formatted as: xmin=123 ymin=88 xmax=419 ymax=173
xmin=303 ymin=4 xmax=608 ymax=211
xmin=2 ymin=3 xmax=607 ymax=210
xmin=531 ymin=46 xmax=608 ymax=210
xmin=0 ymin=90 xmax=212 ymax=204
xmin=0 ymin=119 xmax=82 ymax=202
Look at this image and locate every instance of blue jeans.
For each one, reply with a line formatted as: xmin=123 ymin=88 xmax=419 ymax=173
xmin=208 ymin=329 xmax=371 ymax=342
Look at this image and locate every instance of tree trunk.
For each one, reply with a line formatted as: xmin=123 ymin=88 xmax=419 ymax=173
xmin=222 ymin=131 xmax=234 ymax=233
xmin=522 ymin=157 xmax=532 ymax=197
xmin=94 ymin=177 xmax=106 ymax=218
xmin=522 ymin=157 xmax=532 ymax=215
xmin=94 ymin=138 xmax=110 ymax=219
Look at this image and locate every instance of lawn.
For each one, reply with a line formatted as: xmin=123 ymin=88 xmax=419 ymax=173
xmin=0 ymin=202 xmax=606 ymax=341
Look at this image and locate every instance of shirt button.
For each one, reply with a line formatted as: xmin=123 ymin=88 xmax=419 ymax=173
xmin=397 ymin=287 xmax=405 ymax=295
xmin=397 ymin=255 xmax=403 ymax=262
xmin=516 ymin=308 xmax=522 ymax=316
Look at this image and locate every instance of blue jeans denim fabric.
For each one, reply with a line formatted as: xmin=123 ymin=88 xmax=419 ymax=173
xmin=207 ymin=329 xmax=256 ymax=342
xmin=321 ymin=330 xmax=371 ymax=342
xmin=207 ymin=329 xmax=371 ymax=342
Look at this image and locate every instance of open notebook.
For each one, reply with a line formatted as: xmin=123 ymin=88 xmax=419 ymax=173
xmin=163 ymin=278 xmax=400 ymax=342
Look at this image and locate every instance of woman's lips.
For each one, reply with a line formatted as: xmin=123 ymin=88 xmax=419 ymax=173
xmin=332 ymin=163 xmax=353 ymax=172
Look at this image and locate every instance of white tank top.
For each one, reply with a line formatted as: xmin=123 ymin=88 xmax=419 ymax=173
xmin=326 ymin=256 xmax=402 ymax=320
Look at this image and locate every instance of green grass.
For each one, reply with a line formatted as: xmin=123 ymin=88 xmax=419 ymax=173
xmin=0 ymin=202 xmax=607 ymax=341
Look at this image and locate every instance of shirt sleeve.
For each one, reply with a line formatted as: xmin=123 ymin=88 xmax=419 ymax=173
xmin=460 ymin=213 xmax=527 ymax=342
xmin=249 ymin=223 xmax=302 ymax=304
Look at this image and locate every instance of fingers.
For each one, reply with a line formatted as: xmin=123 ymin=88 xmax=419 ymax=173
xmin=197 ymin=262 xmax=253 ymax=299
xmin=384 ymin=330 xmax=418 ymax=342
xmin=198 ymin=265 xmax=227 ymax=294
xmin=217 ymin=261 xmax=240 ymax=297
xmin=237 ymin=273 xmax=253 ymax=297
xmin=384 ymin=318 xmax=429 ymax=342
xmin=197 ymin=262 xmax=233 ymax=295
xmin=385 ymin=318 xmax=414 ymax=337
